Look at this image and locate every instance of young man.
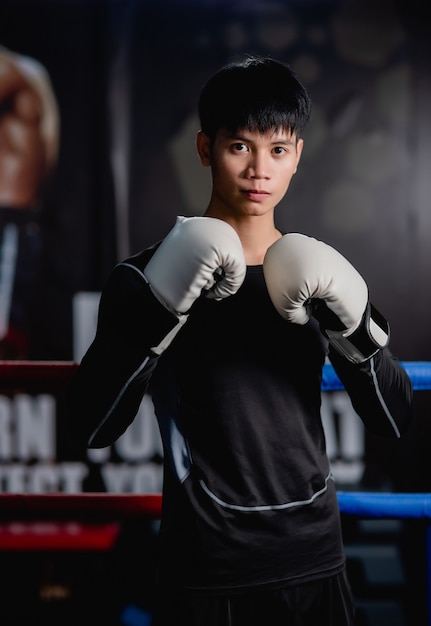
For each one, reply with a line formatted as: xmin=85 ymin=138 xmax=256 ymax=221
xmin=68 ymin=56 xmax=413 ymax=625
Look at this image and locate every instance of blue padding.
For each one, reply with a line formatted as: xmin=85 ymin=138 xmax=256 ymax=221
xmin=338 ymin=491 xmax=431 ymax=519
xmin=120 ymin=604 xmax=152 ymax=626
xmin=322 ymin=361 xmax=431 ymax=391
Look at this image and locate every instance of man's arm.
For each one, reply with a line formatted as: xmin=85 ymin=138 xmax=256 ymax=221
xmin=66 ymin=254 xmax=183 ymax=450
xmin=329 ymin=346 xmax=413 ymax=438
xmin=67 ymin=216 xmax=246 ymax=449
xmin=263 ymin=232 xmax=414 ymax=438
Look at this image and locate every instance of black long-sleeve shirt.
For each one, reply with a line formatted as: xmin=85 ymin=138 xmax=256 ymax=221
xmin=68 ymin=246 xmax=413 ymax=592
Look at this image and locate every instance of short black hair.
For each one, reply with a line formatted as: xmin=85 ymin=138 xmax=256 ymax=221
xmin=198 ymin=55 xmax=312 ymax=142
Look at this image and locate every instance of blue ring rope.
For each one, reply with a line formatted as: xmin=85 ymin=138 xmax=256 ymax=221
xmin=322 ymin=361 xmax=431 ymax=391
xmin=337 ymin=492 xmax=431 ymax=518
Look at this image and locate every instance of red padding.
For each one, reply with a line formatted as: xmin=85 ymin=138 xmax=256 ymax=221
xmin=0 ymin=521 xmax=120 ymax=551
xmin=0 ymin=493 xmax=163 ymax=520
xmin=0 ymin=494 xmax=163 ymax=551
xmin=0 ymin=360 xmax=79 ymax=392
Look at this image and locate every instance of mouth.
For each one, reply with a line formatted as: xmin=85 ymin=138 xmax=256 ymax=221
xmin=241 ymin=189 xmax=270 ymax=200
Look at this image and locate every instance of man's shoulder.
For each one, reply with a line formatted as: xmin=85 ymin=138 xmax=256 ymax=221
xmin=119 ymin=241 xmax=162 ymax=272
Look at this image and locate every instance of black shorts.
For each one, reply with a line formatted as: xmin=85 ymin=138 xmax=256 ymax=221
xmin=151 ymin=569 xmax=355 ymax=626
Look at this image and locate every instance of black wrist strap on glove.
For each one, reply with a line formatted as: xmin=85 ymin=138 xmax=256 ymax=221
xmin=312 ymin=300 xmax=390 ymax=364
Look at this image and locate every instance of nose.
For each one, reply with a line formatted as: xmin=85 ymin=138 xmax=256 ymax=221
xmin=247 ymin=152 xmax=270 ymax=179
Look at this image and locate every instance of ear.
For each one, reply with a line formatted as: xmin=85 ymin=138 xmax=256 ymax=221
xmin=293 ymin=138 xmax=304 ymax=174
xmin=196 ymin=130 xmax=211 ymax=166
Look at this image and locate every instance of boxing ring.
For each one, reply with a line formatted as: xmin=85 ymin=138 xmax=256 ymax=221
xmin=0 ymin=360 xmax=431 ymax=621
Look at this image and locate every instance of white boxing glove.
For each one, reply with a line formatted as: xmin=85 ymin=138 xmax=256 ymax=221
xmin=144 ymin=216 xmax=246 ymax=316
xmin=263 ymin=233 xmax=389 ymax=364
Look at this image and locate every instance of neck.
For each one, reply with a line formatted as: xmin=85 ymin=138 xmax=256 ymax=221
xmin=240 ymin=226 xmax=283 ymax=265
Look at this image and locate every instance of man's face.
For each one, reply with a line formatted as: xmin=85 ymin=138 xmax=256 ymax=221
xmin=197 ymin=127 xmax=303 ymax=219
